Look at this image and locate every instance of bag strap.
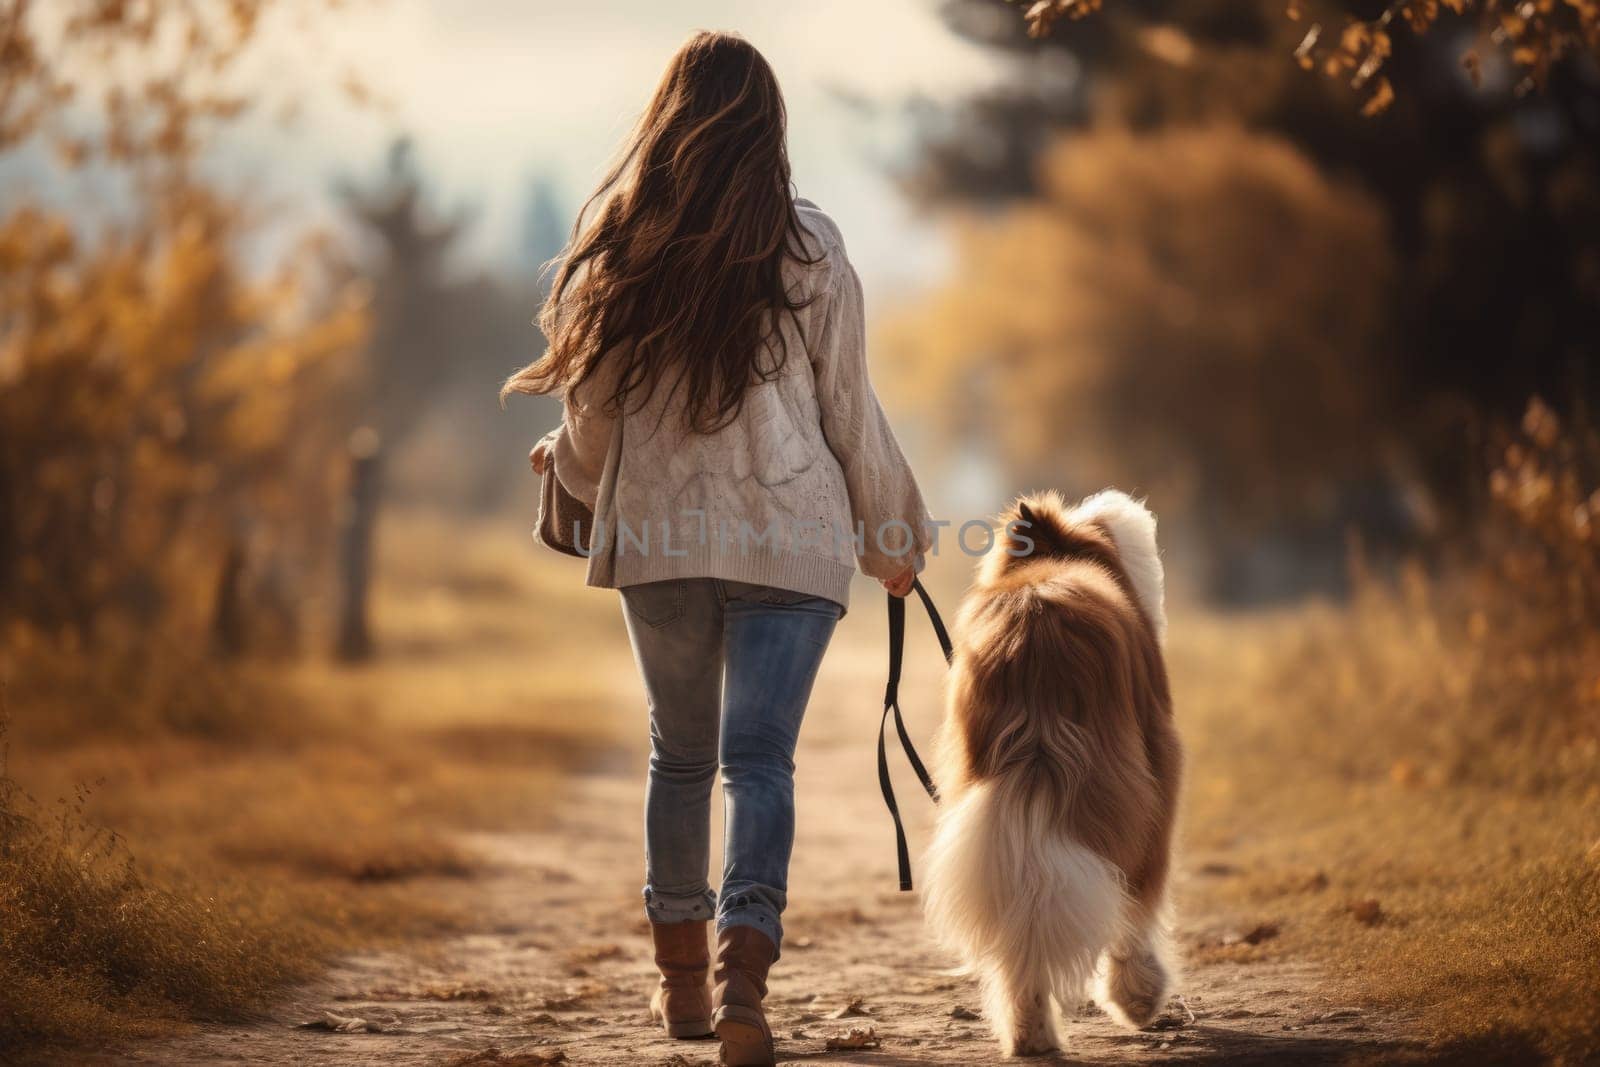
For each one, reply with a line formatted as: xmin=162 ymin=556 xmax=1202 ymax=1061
xmin=878 ymin=576 xmax=953 ymax=891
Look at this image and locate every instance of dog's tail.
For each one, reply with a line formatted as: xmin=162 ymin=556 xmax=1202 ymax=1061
xmin=1070 ymin=489 xmax=1166 ymax=644
xmin=923 ymin=774 xmax=1126 ymax=1021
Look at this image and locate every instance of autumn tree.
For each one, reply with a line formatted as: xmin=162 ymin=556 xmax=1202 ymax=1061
xmin=1018 ymin=0 xmax=1600 ymax=110
xmin=0 ymin=1 xmax=369 ymax=646
xmin=901 ymin=0 xmax=1599 ymax=592
xmin=883 ymin=125 xmax=1398 ymax=594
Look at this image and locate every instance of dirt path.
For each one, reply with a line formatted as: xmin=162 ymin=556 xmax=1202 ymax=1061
xmin=106 ymin=610 xmax=1412 ymax=1066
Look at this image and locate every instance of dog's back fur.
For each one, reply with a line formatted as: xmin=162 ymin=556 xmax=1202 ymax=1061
xmin=923 ymin=490 xmax=1183 ymax=1056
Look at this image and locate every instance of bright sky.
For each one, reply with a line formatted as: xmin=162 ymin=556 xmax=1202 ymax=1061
xmin=219 ymin=0 xmax=1008 ymax=294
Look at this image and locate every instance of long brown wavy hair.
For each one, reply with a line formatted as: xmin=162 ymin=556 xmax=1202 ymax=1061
xmin=500 ymin=31 xmax=816 ymax=432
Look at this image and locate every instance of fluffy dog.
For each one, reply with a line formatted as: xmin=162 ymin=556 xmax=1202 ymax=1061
xmin=923 ymin=490 xmax=1183 ymax=1057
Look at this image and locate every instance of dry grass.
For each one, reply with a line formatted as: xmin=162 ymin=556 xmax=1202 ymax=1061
xmin=0 ymin=768 xmax=316 ymax=1051
xmin=1175 ymin=402 xmax=1600 ymax=1062
xmin=0 ymin=510 xmax=633 ymax=1052
xmin=1176 ymin=606 xmax=1598 ymax=1061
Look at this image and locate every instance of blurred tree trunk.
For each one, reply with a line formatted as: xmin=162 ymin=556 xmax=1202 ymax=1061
xmin=210 ymin=537 xmax=247 ymax=658
xmin=0 ymin=454 xmax=12 ymax=615
xmin=333 ymin=141 xmax=468 ymax=657
xmin=335 ymin=429 xmax=383 ymax=662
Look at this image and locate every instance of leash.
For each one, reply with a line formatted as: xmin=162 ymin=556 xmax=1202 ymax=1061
xmin=879 ymin=577 xmax=953 ymax=891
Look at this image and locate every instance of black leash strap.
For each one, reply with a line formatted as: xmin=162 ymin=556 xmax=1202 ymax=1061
xmin=878 ymin=577 xmax=954 ymax=891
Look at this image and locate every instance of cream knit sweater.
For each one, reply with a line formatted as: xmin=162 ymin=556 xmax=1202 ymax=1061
xmin=539 ymin=199 xmax=931 ymax=609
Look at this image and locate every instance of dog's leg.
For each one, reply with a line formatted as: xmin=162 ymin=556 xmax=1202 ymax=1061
xmin=1099 ymin=846 xmax=1176 ymax=1030
xmin=1101 ymin=793 xmax=1178 ymax=1026
xmin=1100 ymin=704 xmax=1181 ymax=1031
xmin=1010 ymin=987 xmax=1060 ymax=1058
xmin=984 ymin=963 xmax=1060 ymax=1057
xmin=1100 ymin=912 xmax=1171 ymax=1029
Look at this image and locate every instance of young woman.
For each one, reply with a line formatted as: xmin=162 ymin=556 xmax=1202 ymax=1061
xmin=507 ymin=31 xmax=930 ymax=1067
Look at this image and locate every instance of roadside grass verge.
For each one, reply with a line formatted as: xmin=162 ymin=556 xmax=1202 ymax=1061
xmin=0 ymin=511 xmax=632 ymax=1052
xmin=0 ymin=766 xmax=315 ymax=1051
xmin=1175 ymin=401 xmax=1600 ymax=1061
xmin=1176 ymin=580 xmax=1598 ymax=1061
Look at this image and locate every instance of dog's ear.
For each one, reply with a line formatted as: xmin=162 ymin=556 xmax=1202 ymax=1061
xmin=1017 ymin=500 xmax=1038 ymax=528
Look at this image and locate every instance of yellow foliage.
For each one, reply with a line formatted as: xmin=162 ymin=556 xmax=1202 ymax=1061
xmin=1020 ymin=0 xmax=1600 ymax=105
xmin=2 ymin=0 xmax=347 ymax=167
xmin=0 ymin=1 xmax=371 ymax=642
xmin=878 ymin=124 xmax=1393 ymax=535
xmin=0 ymin=188 xmax=368 ymax=637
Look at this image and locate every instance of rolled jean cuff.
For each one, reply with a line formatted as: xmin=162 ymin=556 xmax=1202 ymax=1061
xmin=717 ymin=901 xmax=784 ymax=959
xmin=643 ymin=884 xmax=716 ymax=925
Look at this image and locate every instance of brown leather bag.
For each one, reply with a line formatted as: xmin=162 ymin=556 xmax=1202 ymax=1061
xmin=535 ymin=461 xmax=595 ymax=559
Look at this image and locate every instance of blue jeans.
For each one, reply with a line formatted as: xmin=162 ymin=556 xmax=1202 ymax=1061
xmin=619 ymin=578 xmax=841 ymax=957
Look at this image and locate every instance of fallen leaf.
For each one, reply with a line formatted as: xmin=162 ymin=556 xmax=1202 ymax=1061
xmin=567 ymin=943 xmax=626 ymax=963
xmin=1223 ymin=922 xmax=1280 ymax=946
xmin=296 ymin=1010 xmax=381 ymax=1033
xmin=825 ymin=1026 xmax=881 ymax=1050
xmin=1313 ymin=1008 xmax=1363 ymax=1022
xmin=419 ymin=984 xmax=496 ymax=1001
xmin=539 ymin=994 xmax=583 ymax=1011
xmin=1149 ymin=1002 xmax=1195 ymax=1032
xmin=535 ymin=983 xmax=608 ymax=1012
xmin=827 ymin=997 xmax=873 ymax=1019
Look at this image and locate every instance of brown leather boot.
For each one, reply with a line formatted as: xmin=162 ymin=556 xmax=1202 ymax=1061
xmin=712 ymin=925 xmax=777 ymax=1066
xmin=648 ymin=920 xmax=713 ymax=1038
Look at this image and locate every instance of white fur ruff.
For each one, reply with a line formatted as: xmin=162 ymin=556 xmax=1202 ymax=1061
xmin=1070 ymin=489 xmax=1167 ymax=644
xmin=923 ymin=780 xmax=1128 ymax=1051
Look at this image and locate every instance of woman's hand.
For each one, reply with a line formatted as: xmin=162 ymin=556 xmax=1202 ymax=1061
xmin=529 ymin=440 xmax=551 ymax=475
xmin=881 ymin=565 xmax=916 ymax=598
